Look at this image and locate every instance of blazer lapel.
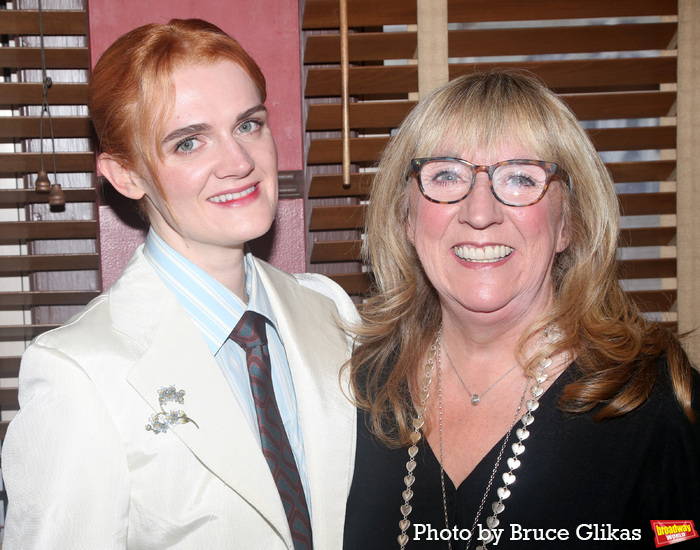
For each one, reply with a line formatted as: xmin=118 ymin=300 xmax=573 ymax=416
xmin=111 ymin=251 xmax=292 ymax=544
xmin=255 ymin=260 xmax=356 ymax=545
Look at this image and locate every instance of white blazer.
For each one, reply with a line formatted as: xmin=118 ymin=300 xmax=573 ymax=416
xmin=2 ymin=248 xmax=358 ymax=550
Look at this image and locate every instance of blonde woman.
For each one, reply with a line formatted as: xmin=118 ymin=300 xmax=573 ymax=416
xmin=344 ymin=71 xmax=699 ymax=550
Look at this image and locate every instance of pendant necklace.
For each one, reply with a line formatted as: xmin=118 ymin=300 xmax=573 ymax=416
xmin=443 ymin=341 xmax=519 ymax=406
xmin=397 ymin=327 xmax=555 ymax=550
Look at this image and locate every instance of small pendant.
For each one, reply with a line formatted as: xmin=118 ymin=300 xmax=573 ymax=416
xmin=471 ymin=394 xmax=481 ymax=406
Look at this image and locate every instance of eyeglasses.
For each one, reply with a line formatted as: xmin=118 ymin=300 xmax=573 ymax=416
xmin=411 ymin=157 xmax=570 ymax=207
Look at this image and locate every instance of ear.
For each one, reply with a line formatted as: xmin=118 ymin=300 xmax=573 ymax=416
xmin=97 ymin=153 xmax=147 ymax=201
xmin=405 ymin=192 xmax=417 ymax=245
xmin=555 ymin=217 xmax=571 ymax=253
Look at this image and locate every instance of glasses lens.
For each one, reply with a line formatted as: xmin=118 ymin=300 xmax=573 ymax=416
xmin=492 ymin=162 xmax=547 ymax=206
xmin=419 ymin=160 xmax=472 ymax=202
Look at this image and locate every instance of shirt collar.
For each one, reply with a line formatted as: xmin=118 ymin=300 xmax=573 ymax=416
xmin=143 ymin=228 xmax=278 ymax=355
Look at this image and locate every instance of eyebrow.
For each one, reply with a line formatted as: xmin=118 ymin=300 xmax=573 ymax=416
xmin=162 ymin=123 xmax=211 ymax=145
xmin=238 ymin=104 xmax=267 ymax=123
xmin=161 ymin=104 xmax=268 ymax=145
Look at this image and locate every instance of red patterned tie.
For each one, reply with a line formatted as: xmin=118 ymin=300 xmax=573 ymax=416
xmin=230 ymin=311 xmax=313 ymax=550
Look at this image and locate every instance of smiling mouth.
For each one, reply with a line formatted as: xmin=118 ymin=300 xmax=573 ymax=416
xmin=453 ymin=244 xmax=513 ymax=263
xmin=208 ymin=185 xmax=257 ymax=203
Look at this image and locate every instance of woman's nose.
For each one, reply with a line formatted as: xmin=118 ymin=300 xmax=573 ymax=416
xmin=216 ymin=136 xmax=254 ymax=179
xmin=456 ymin=173 xmax=504 ymax=228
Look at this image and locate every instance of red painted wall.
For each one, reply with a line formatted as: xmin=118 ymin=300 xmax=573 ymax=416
xmin=88 ymin=0 xmax=307 ymax=288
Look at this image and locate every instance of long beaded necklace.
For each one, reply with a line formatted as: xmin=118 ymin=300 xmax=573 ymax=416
xmin=397 ymin=328 xmax=555 ymax=550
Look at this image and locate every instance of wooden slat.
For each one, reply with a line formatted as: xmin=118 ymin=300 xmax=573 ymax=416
xmin=0 ymin=82 xmax=88 ymax=106
xmin=0 ymin=421 xmax=9 ymax=439
xmin=0 ymin=47 xmax=90 ymax=70
xmin=309 ymin=204 xmax=364 ymax=231
xmin=306 ymin=65 xmax=416 ymax=97
xmin=305 ymin=31 xmax=417 ymax=64
xmin=0 ymin=10 xmax=87 ymax=35
xmin=449 ymin=22 xmax=677 ymax=59
xmin=0 ymin=187 xmax=96 ymax=206
xmin=0 ymin=290 xmax=99 ymax=308
xmin=447 ymin=0 xmax=677 ymax=23
xmin=0 ymin=116 xmax=92 ymax=140
xmin=587 ymin=126 xmax=676 ymax=152
xmin=308 ymin=173 xmax=374 ymax=199
xmin=621 ymin=227 xmax=676 ymax=247
xmin=619 ymin=192 xmax=675 ymax=216
xmin=0 ymin=324 xmax=58 ymax=340
xmin=310 ymin=239 xmax=362 ymax=263
xmin=0 ymin=152 xmax=95 ymax=175
xmin=302 ymin=0 xmax=677 ymax=29
xmin=0 ymin=388 xmax=19 ymax=410
xmin=305 ymin=22 xmax=676 ymax=64
xmin=327 ymin=272 xmax=372 ymax=295
xmin=303 ymin=0 xmax=416 ymax=28
xmin=561 ymin=91 xmax=677 ymax=121
xmin=308 ymin=136 xmax=388 ymax=164
xmin=619 ymin=258 xmax=676 ymax=279
xmin=607 ymin=160 xmax=676 ymax=183
xmin=306 ymin=101 xmax=415 ymax=131
xmin=0 ymin=220 xmax=98 ymax=242
xmin=305 ymin=57 xmax=676 ymax=97
xmin=627 ymin=289 xmax=677 ymax=312
xmin=449 ymin=57 xmax=678 ymax=93
xmin=0 ymin=357 xmax=22 ymax=378
xmin=0 ymin=253 xmax=99 ymax=274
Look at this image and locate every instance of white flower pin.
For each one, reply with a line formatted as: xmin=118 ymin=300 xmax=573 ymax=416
xmin=145 ymin=385 xmax=199 ymax=434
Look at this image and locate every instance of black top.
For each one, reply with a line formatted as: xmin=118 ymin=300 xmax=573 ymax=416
xmin=344 ymin=360 xmax=700 ymax=549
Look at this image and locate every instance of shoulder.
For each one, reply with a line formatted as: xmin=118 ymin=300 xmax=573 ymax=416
xmin=27 ymin=249 xmax=169 ymax=369
xmin=292 ymin=272 xmax=359 ymax=322
xmin=30 ymin=291 xmax=112 ymax=354
xmin=252 ymin=257 xmax=359 ymax=325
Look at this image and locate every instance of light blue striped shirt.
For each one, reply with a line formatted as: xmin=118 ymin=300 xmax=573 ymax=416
xmin=143 ymin=229 xmax=311 ymax=510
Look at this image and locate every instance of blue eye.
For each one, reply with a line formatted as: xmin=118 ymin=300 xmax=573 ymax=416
xmin=431 ymin=170 xmax=461 ymax=186
xmin=506 ymin=174 xmax=537 ymax=188
xmin=239 ymin=120 xmax=262 ymax=134
xmin=176 ymin=138 xmax=198 ymax=153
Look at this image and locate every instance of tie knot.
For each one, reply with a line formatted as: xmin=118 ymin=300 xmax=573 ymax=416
xmin=230 ymin=310 xmax=269 ymax=350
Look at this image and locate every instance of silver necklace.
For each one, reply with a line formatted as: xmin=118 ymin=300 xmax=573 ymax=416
xmin=398 ymin=329 xmax=554 ymax=550
xmin=443 ymin=341 xmax=519 ymax=406
xmin=398 ymin=328 xmax=440 ymax=549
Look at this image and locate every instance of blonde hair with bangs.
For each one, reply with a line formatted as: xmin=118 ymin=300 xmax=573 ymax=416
xmin=352 ymin=70 xmax=695 ymax=446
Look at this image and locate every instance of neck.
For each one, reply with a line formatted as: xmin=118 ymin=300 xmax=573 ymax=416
xmin=151 ymin=225 xmax=248 ymax=302
xmin=438 ymin=307 xmax=549 ymax=389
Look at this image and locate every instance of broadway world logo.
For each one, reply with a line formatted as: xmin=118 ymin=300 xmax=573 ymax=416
xmin=650 ymin=520 xmax=699 ymax=547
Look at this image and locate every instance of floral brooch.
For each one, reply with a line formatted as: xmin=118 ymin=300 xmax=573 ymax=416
xmin=145 ymin=385 xmax=199 ymax=434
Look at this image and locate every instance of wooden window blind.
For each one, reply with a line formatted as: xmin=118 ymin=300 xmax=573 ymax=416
xmin=0 ymin=1 xmax=96 ymax=455
xmin=302 ymin=0 xmax=680 ymax=328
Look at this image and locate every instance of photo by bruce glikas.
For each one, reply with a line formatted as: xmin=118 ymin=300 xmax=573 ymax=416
xmin=410 ymin=523 xmax=643 ymax=547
